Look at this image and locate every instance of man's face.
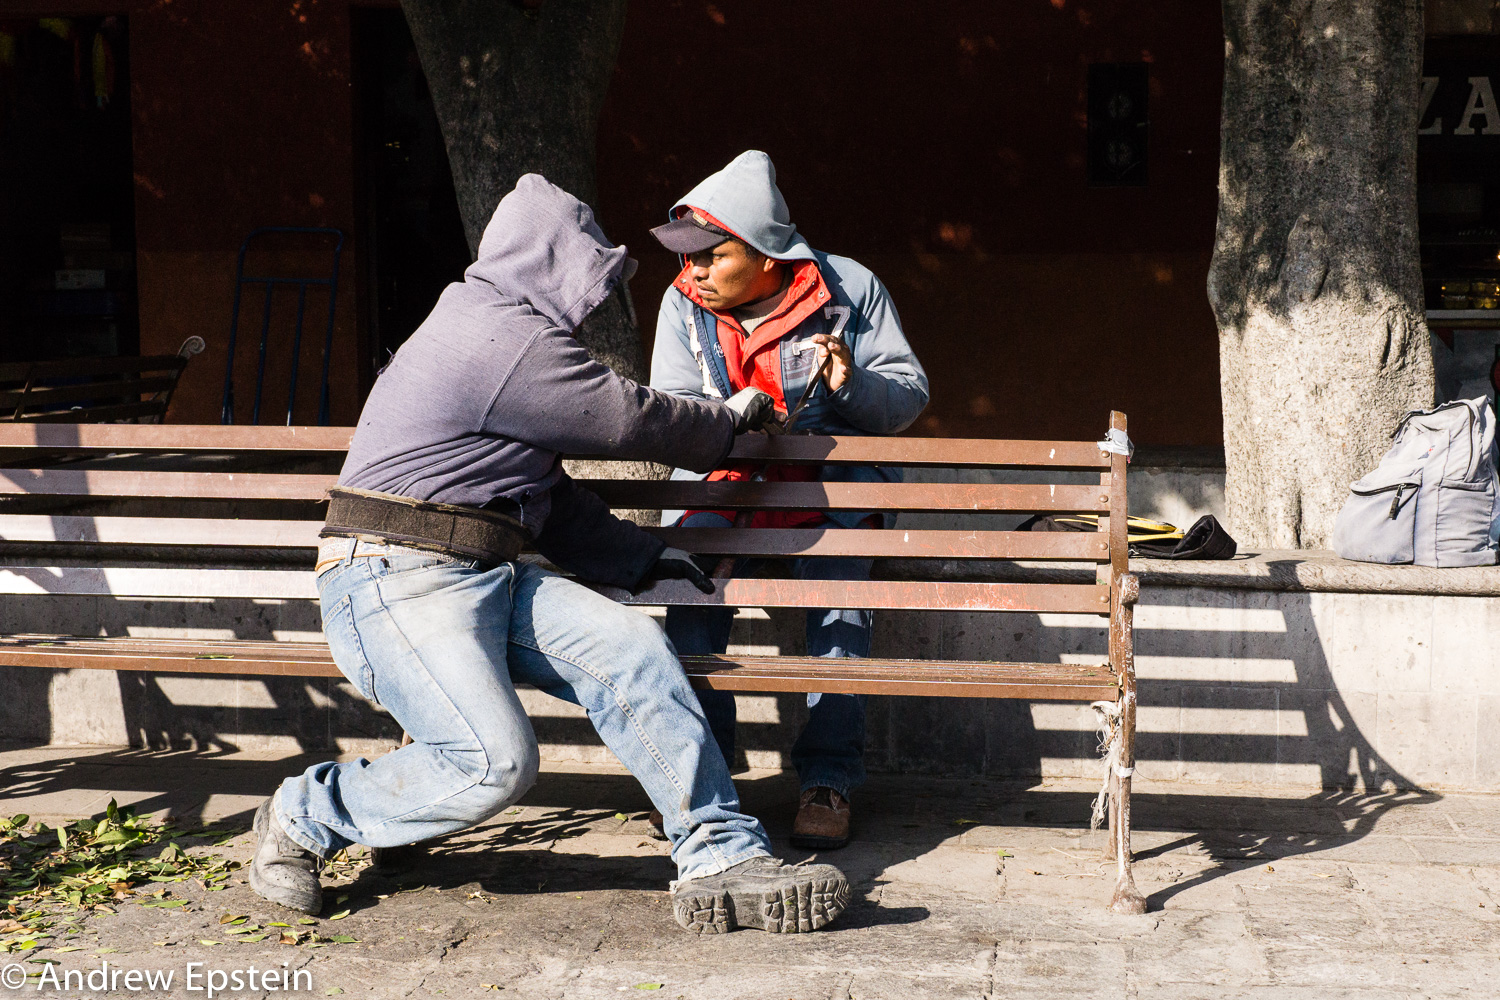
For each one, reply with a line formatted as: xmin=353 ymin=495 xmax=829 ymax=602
xmin=686 ymin=239 xmax=777 ymax=310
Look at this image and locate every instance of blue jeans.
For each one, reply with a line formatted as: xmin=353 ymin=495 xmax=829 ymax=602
xmin=276 ymin=539 xmax=772 ymax=883
xmin=663 ymin=512 xmax=871 ymax=799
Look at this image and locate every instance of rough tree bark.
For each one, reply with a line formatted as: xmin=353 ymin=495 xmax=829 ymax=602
xmin=400 ymin=0 xmax=644 ymax=380
xmin=1208 ymin=0 xmax=1436 ymax=549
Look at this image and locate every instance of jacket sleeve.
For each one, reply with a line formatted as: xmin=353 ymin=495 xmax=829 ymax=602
xmin=649 ymin=289 xmax=710 ymax=401
xmin=484 ymin=325 xmax=733 ymax=473
xmin=827 ymin=275 xmax=930 ymax=434
xmin=533 ymin=471 xmax=665 ymax=588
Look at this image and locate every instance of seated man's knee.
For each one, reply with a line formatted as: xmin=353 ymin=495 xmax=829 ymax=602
xmin=445 ymin=737 xmax=539 ymax=811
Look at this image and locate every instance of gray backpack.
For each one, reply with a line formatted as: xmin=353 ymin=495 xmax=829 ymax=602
xmin=1332 ymin=397 xmax=1500 ymax=567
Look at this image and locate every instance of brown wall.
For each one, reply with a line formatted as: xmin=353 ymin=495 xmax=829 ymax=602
xmin=597 ymin=0 xmax=1225 ymax=445
xmin=3 ymin=0 xmax=1225 ymax=441
xmin=129 ymin=0 xmax=364 ymax=426
xmin=3 ymin=0 xmax=367 ymax=425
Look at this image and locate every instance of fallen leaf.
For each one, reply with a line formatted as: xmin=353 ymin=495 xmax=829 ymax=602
xmin=614 ymin=813 xmax=628 ymax=822
xmin=95 ymin=948 xmax=119 ymax=954
xmin=298 ymin=918 xmax=318 ymax=925
xmin=268 ymin=922 xmax=291 ymax=928
xmin=633 ymin=985 xmax=663 ymax=992
xmin=954 ymin=819 xmax=979 ymax=826
xmin=198 ymin=940 xmax=220 ymax=946
xmin=328 ymin=910 xmax=350 ymax=921
xmin=1265 ymin=865 xmax=1275 ymax=873
xmin=1312 ymin=873 xmax=1335 ymax=879
xmin=51 ymin=946 xmax=82 ymax=953
xmin=327 ymin=991 xmax=346 ymax=996
xmin=279 ymin=933 xmax=297 ymax=945
xmin=241 ymin=934 xmax=267 ymax=943
xmin=329 ymin=935 xmax=358 ymax=944
xmin=996 ymin=849 xmax=1014 ymax=860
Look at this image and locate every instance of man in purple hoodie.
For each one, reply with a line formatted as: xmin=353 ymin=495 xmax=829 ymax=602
xmin=247 ymin=175 xmax=848 ymax=935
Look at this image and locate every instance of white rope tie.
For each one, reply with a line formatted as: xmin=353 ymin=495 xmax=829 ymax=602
xmin=1096 ymin=427 xmax=1135 ymax=459
xmin=1089 ymin=699 xmax=1123 ymax=830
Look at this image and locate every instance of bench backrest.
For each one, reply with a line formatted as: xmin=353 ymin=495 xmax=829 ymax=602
xmin=0 ymin=354 xmax=192 ymax=424
xmin=0 ymin=414 xmax=1129 ymax=665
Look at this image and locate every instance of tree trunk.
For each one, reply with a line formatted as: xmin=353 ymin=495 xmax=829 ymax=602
xmin=1208 ymin=0 xmax=1436 ymax=549
xmin=400 ymin=0 xmax=644 ymax=380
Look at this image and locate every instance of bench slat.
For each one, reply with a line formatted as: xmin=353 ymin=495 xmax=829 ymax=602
xmin=0 ymin=376 xmax=180 ymax=410
xmin=0 ymin=426 xmax=1109 ymax=469
xmin=0 ymin=469 xmax=336 ymax=500
xmin=0 ymin=472 xmax=1112 ymax=515
xmin=0 ymin=635 xmax=1117 ymax=700
xmin=726 ymin=436 xmax=1109 ymax=468
xmin=0 ymin=355 xmax=188 ymax=382
xmin=9 ymin=401 xmax=168 ymax=424
xmin=649 ymin=527 xmax=1107 ymax=560
xmin=0 ymin=424 xmax=355 ymax=452
xmin=0 ymin=518 xmax=1107 ymax=562
xmin=0 ymin=515 xmax=323 ymax=547
xmin=0 ymin=566 xmax=1109 ymax=612
xmin=612 ymin=578 xmax=1110 ymax=613
xmin=581 ymin=480 xmax=1111 ymax=513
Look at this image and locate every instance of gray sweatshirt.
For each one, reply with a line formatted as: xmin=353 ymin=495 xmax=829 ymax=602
xmin=338 ymin=174 xmax=734 ymax=587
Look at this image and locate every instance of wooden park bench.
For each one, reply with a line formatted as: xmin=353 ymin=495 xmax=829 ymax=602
xmin=0 ymin=338 xmax=205 ymax=424
xmin=0 ymin=414 xmax=1146 ymax=913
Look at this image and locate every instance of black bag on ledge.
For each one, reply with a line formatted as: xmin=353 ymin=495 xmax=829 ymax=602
xmin=1019 ymin=513 xmax=1237 ymax=560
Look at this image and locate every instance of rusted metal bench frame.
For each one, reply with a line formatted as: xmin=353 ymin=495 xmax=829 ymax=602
xmin=0 ymin=415 xmax=1145 ymax=913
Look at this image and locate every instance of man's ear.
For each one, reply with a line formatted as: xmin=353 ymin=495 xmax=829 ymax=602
xmin=762 ymin=255 xmax=778 ymax=273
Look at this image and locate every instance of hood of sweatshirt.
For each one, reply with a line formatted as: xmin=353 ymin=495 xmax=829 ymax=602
xmin=465 ymin=173 xmax=637 ymax=330
xmin=672 ymin=150 xmax=816 ymax=263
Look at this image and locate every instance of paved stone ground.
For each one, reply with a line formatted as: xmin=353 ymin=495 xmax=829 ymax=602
xmin=0 ymin=743 xmax=1497 ymax=999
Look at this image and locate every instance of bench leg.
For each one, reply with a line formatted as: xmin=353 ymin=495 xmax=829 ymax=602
xmin=1106 ymin=573 xmax=1147 ymax=915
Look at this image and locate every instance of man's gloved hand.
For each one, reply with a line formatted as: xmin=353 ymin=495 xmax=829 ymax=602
xmin=725 ymin=387 xmax=776 ymax=433
xmin=638 ymin=546 xmax=715 ymax=594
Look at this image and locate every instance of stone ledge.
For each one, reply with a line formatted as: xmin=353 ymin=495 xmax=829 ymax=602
xmin=1133 ymin=549 xmax=1500 ymax=596
xmin=880 ymin=549 xmax=1500 ymax=596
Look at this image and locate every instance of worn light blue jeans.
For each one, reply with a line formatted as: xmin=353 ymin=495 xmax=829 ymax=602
xmin=664 ymin=512 xmax=871 ymax=799
xmin=276 ymin=539 xmax=772 ymax=882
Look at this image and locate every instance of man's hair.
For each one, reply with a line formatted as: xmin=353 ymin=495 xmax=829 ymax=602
xmin=728 ymin=237 xmax=763 ymax=260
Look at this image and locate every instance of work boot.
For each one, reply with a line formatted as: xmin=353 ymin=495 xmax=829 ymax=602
xmin=790 ymin=787 xmax=852 ymax=850
xmin=672 ymin=856 xmax=848 ymax=934
xmin=249 ymin=798 xmax=324 ymax=914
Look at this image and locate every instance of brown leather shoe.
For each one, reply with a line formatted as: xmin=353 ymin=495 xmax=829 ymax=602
xmin=790 ymin=786 xmax=851 ymax=850
xmin=647 ymin=809 xmax=667 ymax=841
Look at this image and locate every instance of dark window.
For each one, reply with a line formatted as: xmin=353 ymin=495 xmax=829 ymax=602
xmin=1087 ymin=63 xmax=1149 ymax=187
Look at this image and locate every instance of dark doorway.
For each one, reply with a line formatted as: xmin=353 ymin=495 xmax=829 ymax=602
xmin=352 ymin=8 xmax=469 ymax=380
xmin=0 ymin=16 xmax=138 ymax=363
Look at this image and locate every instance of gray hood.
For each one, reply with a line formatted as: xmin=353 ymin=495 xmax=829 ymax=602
xmin=466 ymin=173 xmax=637 ymax=329
xmin=672 ymin=150 xmax=816 ymax=263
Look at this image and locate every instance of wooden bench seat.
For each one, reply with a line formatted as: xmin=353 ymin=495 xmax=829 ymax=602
xmin=0 ymin=414 xmax=1146 ymax=913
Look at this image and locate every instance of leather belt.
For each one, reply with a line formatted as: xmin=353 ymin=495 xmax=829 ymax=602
xmin=320 ymin=486 xmax=526 ymax=566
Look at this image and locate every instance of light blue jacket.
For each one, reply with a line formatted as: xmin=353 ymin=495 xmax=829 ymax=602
xmin=648 ymin=152 xmax=930 ymax=527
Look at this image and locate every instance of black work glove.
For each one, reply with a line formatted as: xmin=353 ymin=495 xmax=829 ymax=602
xmin=724 ymin=387 xmax=776 ymax=433
xmin=636 ymin=546 xmax=715 ymax=594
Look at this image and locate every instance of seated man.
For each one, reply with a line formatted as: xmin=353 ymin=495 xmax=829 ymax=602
xmin=249 ymin=174 xmax=849 ymax=936
xmin=649 ymin=151 xmax=929 ymax=849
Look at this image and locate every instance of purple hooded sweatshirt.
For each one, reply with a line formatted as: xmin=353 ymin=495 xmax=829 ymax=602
xmin=337 ymin=174 xmax=735 ymax=588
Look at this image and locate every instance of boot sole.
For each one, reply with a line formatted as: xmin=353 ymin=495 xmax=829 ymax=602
xmin=673 ymin=871 xmax=849 ymax=934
